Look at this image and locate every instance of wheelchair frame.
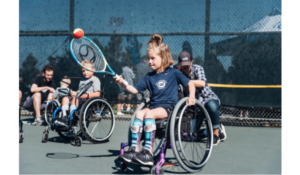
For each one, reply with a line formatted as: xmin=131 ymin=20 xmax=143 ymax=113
xmin=119 ymin=97 xmax=214 ymax=174
xmin=41 ymin=75 xmax=116 ymax=146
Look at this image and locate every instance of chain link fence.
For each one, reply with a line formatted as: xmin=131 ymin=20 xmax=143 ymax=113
xmin=19 ymin=0 xmax=281 ymax=127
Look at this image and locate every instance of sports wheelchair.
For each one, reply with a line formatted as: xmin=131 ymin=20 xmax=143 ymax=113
xmin=42 ymin=76 xmax=116 ymax=146
xmin=119 ymin=97 xmax=214 ymax=174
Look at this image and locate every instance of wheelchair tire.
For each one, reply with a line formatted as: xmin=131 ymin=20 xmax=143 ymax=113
xmin=79 ymin=97 xmax=115 ymax=143
xmin=170 ymin=97 xmax=213 ymax=173
xmin=44 ymin=100 xmax=61 ymax=126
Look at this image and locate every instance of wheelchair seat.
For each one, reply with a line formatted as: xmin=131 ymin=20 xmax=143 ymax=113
xmin=155 ymin=118 xmax=168 ymax=130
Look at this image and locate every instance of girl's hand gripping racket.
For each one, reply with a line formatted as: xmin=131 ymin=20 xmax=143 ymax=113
xmin=76 ymin=81 xmax=93 ymax=98
xmin=70 ymin=36 xmax=121 ymax=80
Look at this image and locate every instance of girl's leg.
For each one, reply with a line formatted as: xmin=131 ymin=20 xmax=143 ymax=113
xmin=130 ymin=108 xmax=150 ymax=151
xmin=133 ymin=107 xmax=168 ymax=166
xmin=143 ymin=107 xmax=168 ymax=153
xmin=118 ymin=108 xmax=150 ymax=163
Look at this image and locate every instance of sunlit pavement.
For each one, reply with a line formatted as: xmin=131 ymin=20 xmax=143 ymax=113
xmin=20 ymin=116 xmax=281 ymax=174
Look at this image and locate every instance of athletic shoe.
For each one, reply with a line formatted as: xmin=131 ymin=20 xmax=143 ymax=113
xmin=132 ymin=149 xmax=154 ymax=166
xmin=213 ymin=134 xmax=220 ymax=146
xmin=219 ymin=124 xmax=227 ymax=141
xmin=126 ymin=108 xmax=132 ymax=112
xmin=117 ymin=112 xmax=124 ymax=116
xmin=118 ymin=147 xmax=137 ymax=163
xmin=32 ymin=117 xmax=44 ymax=125
xmin=54 ymin=117 xmax=69 ymax=127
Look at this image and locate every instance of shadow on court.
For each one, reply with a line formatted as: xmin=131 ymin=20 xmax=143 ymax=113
xmin=46 ymin=149 xmax=119 ymax=159
xmin=20 ymin=116 xmax=281 ymax=174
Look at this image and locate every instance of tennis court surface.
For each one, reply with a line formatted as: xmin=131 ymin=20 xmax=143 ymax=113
xmin=19 ymin=116 xmax=281 ymax=174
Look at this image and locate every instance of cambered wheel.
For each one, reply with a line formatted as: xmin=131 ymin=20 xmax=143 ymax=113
xmin=170 ymin=97 xmax=213 ymax=173
xmin=44 ymin=100 xmax=61 ymax=126
xmin=79 ymin=97 xmax=115 ymax=143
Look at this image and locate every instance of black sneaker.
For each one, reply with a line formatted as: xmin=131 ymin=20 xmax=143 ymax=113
xmin=118 ymin=147 xmax=137 ymax=163
xmin=219 ymin=124 xmax=227 ymax=141
xmin=132 ymin=149 xmax=154 ymax=166
xmin=213 ymin=134 xmax=220 ymax=146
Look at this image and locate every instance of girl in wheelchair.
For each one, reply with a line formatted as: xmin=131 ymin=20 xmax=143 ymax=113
xmin=114 ymin=34 xmax=196 ymax=166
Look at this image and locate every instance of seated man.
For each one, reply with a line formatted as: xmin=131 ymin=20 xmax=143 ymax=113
xmin=23 ymin=65 xmax=56 ymax=125
xmin=177 ymin=51 xmax=227 ymax=145
xmin=55 ymin=60 xmax=101 ymax=127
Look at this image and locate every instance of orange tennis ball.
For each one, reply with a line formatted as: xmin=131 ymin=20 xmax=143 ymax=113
xmin=73 ymin=28 xmax=84 ymax=39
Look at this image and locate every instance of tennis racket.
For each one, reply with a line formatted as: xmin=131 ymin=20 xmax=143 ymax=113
xmin=70 ymin=36 xmax=120 ymax=78
xmin=76 ymin=81 xmax=93 ymax=98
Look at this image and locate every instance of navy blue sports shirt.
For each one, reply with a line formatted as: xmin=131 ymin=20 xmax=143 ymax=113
xmin=134 ymin=67 xmax=190 ymax=109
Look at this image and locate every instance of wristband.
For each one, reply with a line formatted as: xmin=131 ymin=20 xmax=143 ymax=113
xmin=87 ymin=94 xmax=89 ymax=99
xmin=122 ymin=80 xmax=129 ymax=87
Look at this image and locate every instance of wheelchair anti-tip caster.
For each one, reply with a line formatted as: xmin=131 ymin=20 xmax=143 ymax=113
xmin=19 ymin=133 xmax=24 ymax=143
xmin=150 ymin=165 xmax=164 ymax=175
xmin=42 ymin=130 xmax=49 ymax=143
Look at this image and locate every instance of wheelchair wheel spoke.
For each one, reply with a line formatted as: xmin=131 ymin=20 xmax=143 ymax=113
xmin=80 ymin=98 xmax=115 ymax=143
xmin=90 ymin=121 xmax=100 ymax=136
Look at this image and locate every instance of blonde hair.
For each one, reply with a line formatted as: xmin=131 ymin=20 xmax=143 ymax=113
xmin=81 ymin=60 xmax=95 ymax=69
xmin=147 ymin=34 xmax=174 ymax=69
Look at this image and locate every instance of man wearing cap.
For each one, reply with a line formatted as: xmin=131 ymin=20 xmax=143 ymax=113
xmin=178 ymin=51 xmax=227 ymax=146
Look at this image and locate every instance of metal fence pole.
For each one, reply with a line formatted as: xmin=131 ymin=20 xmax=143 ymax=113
xmin=70 ymin=0 xmax=75 ymax=32
xmin=204 ymin=0 xmax=211 ymax=62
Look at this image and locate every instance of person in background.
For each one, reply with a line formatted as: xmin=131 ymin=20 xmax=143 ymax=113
xmin=22 ymin=65 xmax=56 ymax=125
xmin=18 ymin=77 xmax=23 ymax=128
xmin=122 ymin=63 xmax=136 ymax=113
xmin=178 ymin=51 xmax=227 ymax=145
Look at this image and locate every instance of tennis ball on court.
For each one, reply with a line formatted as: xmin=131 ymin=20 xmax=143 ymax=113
xmin=73 ymin=28 xmax=84 ymax=39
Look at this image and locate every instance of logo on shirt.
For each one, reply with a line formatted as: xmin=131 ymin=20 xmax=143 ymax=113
xmin=156 ymin=80 xmax=167 ymax=89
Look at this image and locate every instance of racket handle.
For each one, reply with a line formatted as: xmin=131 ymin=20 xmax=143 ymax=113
xmin=114 ymin=74 xmax=120 ymax=79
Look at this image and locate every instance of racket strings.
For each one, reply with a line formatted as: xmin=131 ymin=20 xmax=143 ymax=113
xmin=72 ymin=38 xmax=106 ymax=71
